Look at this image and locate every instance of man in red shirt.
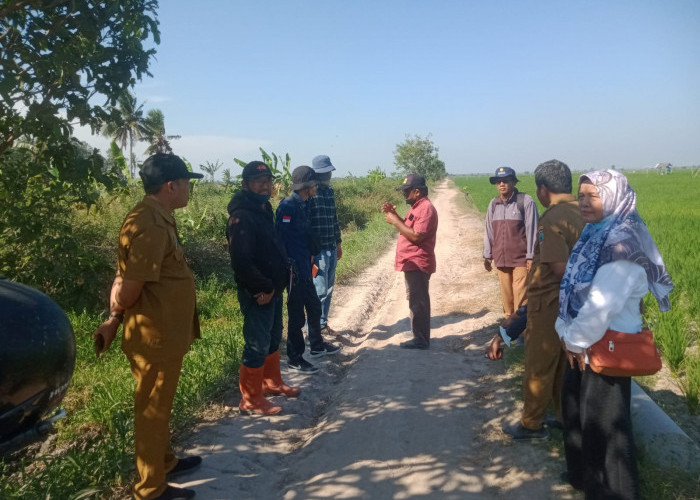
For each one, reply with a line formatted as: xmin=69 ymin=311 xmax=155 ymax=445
xmin=381 ymin=174 xmax=438 ymax=349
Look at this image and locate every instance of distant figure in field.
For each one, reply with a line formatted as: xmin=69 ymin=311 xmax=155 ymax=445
xmin=483 ymin=166 xmax=538 ymax=317
xmin=381 ymin=174 xmax=438 ymax=349
xmin=92 ymin=153 xmax=203 ymax=500
xmin=226 ymin=161 xmax=299 ymax=416
xmin=307 ymin=155 xmax=343 ymax=337
xmin=501 ymin=159 xmax=584 ymax=441
xmin=557 ymin=169 xmax=673 ymax=498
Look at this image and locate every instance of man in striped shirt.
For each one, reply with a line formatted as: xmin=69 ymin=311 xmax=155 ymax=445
xmin=307 ymin=155 xmax=343 ymax=336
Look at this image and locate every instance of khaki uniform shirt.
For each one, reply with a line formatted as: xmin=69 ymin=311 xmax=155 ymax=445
xmin=526 ymin=195 xmax=584 ymax=310
xmin=119 ymin=197 xmax=200 ymax=362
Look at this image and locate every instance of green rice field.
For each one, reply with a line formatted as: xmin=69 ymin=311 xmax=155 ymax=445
xmin=453 ymin=168 xmax=700 ymax=413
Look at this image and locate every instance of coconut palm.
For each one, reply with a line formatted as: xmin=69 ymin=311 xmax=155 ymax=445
xmin=142 ymin=109 xmax=181 ymax=156
xmin=102 ymin=91 xmax=148 ymax=178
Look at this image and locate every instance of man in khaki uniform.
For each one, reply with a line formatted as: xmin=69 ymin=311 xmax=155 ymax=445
xmin=502 ymin=159 xmax=584 ymax=441
xmin=93 ymin=153 xmax=203 ymax=500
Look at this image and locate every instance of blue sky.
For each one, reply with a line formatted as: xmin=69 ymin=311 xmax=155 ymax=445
xmin=75 ymin=1 xmax=700 ymax=177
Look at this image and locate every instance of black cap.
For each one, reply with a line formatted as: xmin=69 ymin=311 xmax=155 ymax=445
xmin=489 ymin=166 xmax=519 ymax=184
xmin=139 ymin=153 xmax=203 ymax=188
xmin=396 ymin=173 xmax=427 ymax=191
xmin=242 ymin=161 xmax=273 ymax=182
xmin=290 ymin=165 xmax=317 ymax=191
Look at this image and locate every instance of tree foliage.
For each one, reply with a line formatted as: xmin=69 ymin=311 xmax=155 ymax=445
xmin=200 ymin=160 xmax=223 ymax=182
xmin=102 ymin=91 xmax=149 ymax=177
xmin=393 ymin=134 xmax=446 ymax=181
xmin=1 ymin=1 xmax=160 ymax=155
xmin=142 ymin=108 xmax=180 ymax=156
xmin=0 ymin=1 xmax=160 ymax=304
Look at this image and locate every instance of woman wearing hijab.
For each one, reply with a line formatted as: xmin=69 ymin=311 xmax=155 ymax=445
xmin=555 ymin=170 xmax=673 ymax=499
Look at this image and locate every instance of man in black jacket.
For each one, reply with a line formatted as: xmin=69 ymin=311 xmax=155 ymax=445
xmin=226 ymin=161 xmax=300 ymax=415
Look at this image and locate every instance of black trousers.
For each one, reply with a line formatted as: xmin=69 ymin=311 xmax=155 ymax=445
xmin=287 ymin=279 xmax=323 ymax=362
xmin=562 ymin=364 xmax=640 ymax=500
xmin=404 ymin=270 xmax=431 ymax=346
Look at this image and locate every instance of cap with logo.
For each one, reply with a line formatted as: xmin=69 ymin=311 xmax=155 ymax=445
xmin=311 ymin=155 xmax=336 ymax=173
xmin=290 ymin=165 xmax=317 ymax=191
xmin=139 ymin=153 xmax=204 ymax=188
xmin=242 ymin=161 xmax=273 ymax=182
xmin=396 ymin=173 xmax=427 ymax=192
xmin=489 ymin=166 xmax=519 ymax=184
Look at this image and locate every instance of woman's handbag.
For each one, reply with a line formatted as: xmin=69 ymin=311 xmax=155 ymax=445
xmin=586 ymin=329 xmax=662 ymax=377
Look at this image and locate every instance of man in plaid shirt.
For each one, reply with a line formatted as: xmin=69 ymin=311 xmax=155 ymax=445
xmin=307 ymin=155 xmax=343 ymax=336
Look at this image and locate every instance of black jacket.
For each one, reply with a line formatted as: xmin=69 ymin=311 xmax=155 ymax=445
xmin=226 ymin=190 xmax=289 ymax=295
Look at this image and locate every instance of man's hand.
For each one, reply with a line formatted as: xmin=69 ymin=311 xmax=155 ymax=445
xmin=336 ymin=243 xmax=343 ymax=260
xmin=255 ymin=291 xmax=274 ymax=305
xmin=381 ymin=201 xmax=397 ymax=215
xmin=92 ymin=316 xmax=120 ymax=357
xmin=483 ymin=258 xmax=492 ymax=272
xmin=384 ymin=212 xmax=401 ymax=226
xmin=486 ymin=335 xmax=503 ymax=360
xmin=526 ymin=259 xmax=532 ymax=272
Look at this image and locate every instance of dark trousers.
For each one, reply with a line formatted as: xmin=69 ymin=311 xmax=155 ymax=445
xmin=287 ymin=279 xmax=323 ymax=361
xmin=237 ymin=290 xmax=283 ymax=368
xmin=562 ymin=364 xmax=640 ymax=500
xmin=404 ymin=270 xmax=431 ymax=346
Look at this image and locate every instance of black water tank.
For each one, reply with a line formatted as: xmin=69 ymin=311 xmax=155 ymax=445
xmin=0 ymin=279 xmax=76 ymax=441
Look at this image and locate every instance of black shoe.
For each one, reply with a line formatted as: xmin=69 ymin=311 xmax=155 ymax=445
xmin=288 ymin=358 xmax=319 ymax=373
xmin=400 ymin=339 xmax=429 ymax=350
xmin=501 ymin=422 xmax=550 ymax=441
xmin=153 ymin=485 xmax=196 ymax=500
xmin=545 ymin=415 xmax=564 ymax=430
xmin=166 ymin=455 xmax=202 ymax=480
xmin=309 ymin=341 xmax=341 ymax=358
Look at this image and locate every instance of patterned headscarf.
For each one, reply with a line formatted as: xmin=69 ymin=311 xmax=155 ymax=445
xmin=558 ymin=170 xmax=673 ymax=324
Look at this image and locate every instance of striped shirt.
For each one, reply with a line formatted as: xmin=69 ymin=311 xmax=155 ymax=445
xmin=307 ymin=184 xmax=341 ymax=251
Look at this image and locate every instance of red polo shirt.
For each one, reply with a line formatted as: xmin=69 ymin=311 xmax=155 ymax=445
xmin=395 ymin=196 xmax=438 ymax=273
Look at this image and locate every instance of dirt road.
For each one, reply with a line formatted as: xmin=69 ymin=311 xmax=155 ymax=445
xmin=180 ymin=180 xmax=581 ymax=499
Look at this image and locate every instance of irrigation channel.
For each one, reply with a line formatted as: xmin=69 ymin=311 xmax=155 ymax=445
xmin=177 ymin=179 xmax=582 ymax=499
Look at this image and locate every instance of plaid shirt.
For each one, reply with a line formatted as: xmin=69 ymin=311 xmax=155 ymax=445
xmin=307 ymin=184 xmax=341 ymax=251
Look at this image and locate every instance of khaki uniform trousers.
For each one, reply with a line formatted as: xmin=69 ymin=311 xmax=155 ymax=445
xmin=496 ymin=266 xmax=528 ymax=317
xmin=129 ymin=355 xmax=183 ymax=500
xmin=521 ymin=295 xmax=567 ymax=430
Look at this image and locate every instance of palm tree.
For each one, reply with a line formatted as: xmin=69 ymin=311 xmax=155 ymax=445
xmin=142 ymin=109 xmax=181 ymax=156
xmin=102 ymin=92 xmax=148 ymax=178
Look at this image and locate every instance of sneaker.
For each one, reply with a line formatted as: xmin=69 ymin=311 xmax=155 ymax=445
xmin=400 ymin=339 xmax=429 ymax=350
xmin=320 ymin=324 xmax=335 ymax=336
xmin=166 ymin=455 xmax=202 ymax=480
xmin=288 ymin=358 xmax=319 ymax=373
xmin=501 ymin=422 xmax=550 ymax=441
xmin=309 ymin=341 xmax=341 ymax=358
xmin=153 ymin=485 xmax=196 ymax=500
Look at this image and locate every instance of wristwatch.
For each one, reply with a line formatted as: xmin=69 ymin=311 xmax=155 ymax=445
xmin=109 ymin=312 xmax=124 ymax=323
